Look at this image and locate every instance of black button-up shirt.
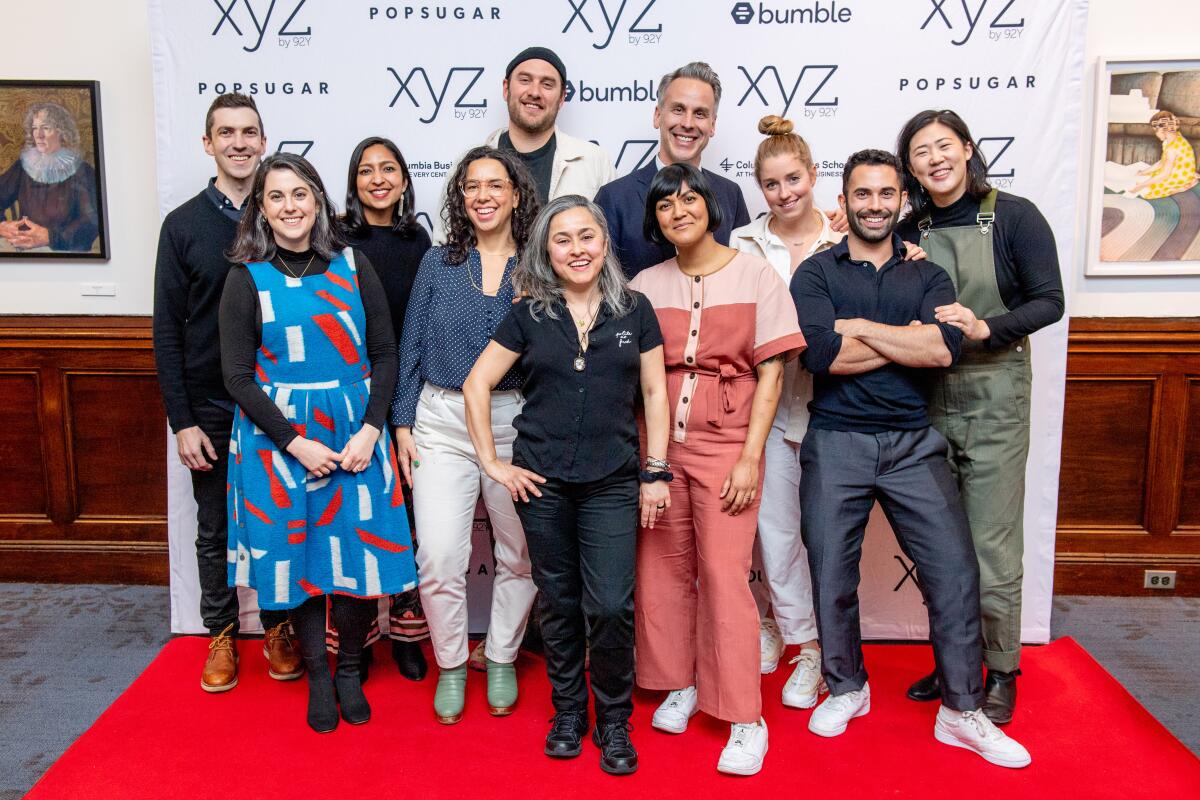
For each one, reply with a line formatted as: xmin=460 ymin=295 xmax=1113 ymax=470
xmin=492 ymin=292 xmax=663 ymax=482
xmin=790 ymin=234 xmax=962 ymax=433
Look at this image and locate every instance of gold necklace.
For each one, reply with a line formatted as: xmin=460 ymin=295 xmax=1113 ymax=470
xmin=569 ymin=295 xmax=601 ymax=372
xmin=275 ymin=252 xmax=316 ymax=279
xmin=468 ymin=252 xmax=512 ymax=295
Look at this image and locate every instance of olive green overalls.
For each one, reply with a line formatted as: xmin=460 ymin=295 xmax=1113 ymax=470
xmin=918 ymin=189 xmax=1030 ymax=674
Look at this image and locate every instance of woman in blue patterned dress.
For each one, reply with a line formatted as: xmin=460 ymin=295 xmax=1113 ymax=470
xmin=221 ymin=153 xmax=417 ymax=733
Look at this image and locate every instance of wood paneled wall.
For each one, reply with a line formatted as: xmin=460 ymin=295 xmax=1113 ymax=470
xmin=1 ymin=315 xmax=1197 ymax=595
xmin=0 ymin=316 xmax=167 ymax=583
xmin=1056 ymin=318 xmax=1200 ymax=595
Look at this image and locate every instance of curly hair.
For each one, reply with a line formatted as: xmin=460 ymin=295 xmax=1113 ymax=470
xmin=441 ymin=145 xmax=540 ymax=265
xmin=24 ymin=103 xmax=81 ymax=150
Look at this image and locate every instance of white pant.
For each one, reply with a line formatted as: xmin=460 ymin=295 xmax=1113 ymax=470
xmin=411 ymin=383 xmax=536 ymax=668
xmin=756 ymin=424 xmax=819 ymax=644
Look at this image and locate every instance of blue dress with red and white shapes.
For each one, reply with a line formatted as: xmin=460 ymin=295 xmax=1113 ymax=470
xmin=227 ymin=248 xmax=417 ymax=610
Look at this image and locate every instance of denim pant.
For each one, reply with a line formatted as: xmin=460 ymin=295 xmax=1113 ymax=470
xmin=190 ymin=401 xmax=287 ymax=635
xmin=516 ymin=461 xmax=638 ymax=724
xmin=799 ymin=426 xmax=984 ymax=711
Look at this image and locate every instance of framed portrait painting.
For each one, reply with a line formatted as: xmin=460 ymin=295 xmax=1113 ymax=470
xmin=0 ymin=80 xmax=109 ymax=260
xmin=1087 ymin=57 xmax=1200 ymax=276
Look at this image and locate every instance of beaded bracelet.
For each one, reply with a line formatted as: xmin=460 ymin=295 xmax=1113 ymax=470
xmin=639 ymin=470 xmax=674 ymax=484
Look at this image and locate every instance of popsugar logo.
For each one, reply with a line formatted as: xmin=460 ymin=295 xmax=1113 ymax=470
xmin=564 ymin=78 xmax=658 ymax=104
xmin=919 ymin=0 xmax=1025 ymax=46
xmin=736 ymin=64 xmax=839 ymax=119
xmin=561 ymin=0 xmax=663 ymax=49
xmin=730 ymin=1 xmax=852 ymax=25
xmin=386 ymin=66 xmax=488 ymax=124
xmin=367 ymin=5 xmax=501 ymax=21
xmin=210 ymin=0 xmax=313 ymax=53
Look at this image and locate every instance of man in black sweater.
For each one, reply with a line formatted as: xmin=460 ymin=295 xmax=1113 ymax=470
xmin=153 ymin=93 xmax=301 ymax=692
xmin=790 ymin=150 xmax=1030 ymax=768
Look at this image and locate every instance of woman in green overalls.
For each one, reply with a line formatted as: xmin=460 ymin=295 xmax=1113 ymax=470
xmin=895 ymin=109 xmax=1064 ymax=725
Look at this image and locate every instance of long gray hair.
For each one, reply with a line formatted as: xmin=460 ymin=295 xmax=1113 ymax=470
xmin=514 ymin=195 xmax=634 ymax=321
xmin=228 ymin=152 xmax=346 ymax=263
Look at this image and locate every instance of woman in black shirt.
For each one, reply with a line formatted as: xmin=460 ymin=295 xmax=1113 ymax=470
xmin=463 ymin=195 xmax=670 ymax=775
xmin=337 ymin=136 xmax=433 ymax=681
xmin=895 ymin=109 xmax=1065 ymax=724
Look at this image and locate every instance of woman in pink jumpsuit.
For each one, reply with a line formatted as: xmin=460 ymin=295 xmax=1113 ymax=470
xmin=629 ymin=164 xmax=805 ymax=776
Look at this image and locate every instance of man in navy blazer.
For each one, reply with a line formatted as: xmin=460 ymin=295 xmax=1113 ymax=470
xmin=595 ymin=61 xmax=750 ymax=278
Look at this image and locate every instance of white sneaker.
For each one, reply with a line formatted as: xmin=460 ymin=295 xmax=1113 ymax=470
xmin=934 ymin=706 xmax=1032 ymax=768
xmin=759 ymin=618 xmax=785 ymax=674
xmin=717 ymin=718 xmax=769 ymax=776
xmin=652 ymin=686 xmax=698 ymax=734
xmin=781 ymin=648 xmax=827 ymax=708
xmin=808 ymin=682 xmax=870 ymax=737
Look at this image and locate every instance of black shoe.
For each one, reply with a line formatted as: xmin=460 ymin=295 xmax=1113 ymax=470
xmin=906 ymin=670 xmax=940 ymax=702
xmin=544 ymin=710 xmax=589 ymax=758
xmin=592 ymin=720 xmax=638 ymax=775
xmin=392 ymin=640 xmax=428 ymax=682
xmin=302 ymin=656 xmax=339 ymax=734
xmin=335 ymin=650 xmax=372 ymax=725
xmin=982 ymin=669 xmax=1019 ymax=725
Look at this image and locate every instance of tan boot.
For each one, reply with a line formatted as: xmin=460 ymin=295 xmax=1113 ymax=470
xmin=201 ymin=623 xmax=238 ymax=693
xmin=263 ymin=621 xmax=304 ymax=681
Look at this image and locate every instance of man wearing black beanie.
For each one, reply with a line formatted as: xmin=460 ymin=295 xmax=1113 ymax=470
xmin=482 ymin=45 xmax=615 ymax=203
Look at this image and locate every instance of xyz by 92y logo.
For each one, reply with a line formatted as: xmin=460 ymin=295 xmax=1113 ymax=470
xmin=386 ymin=67 xmax=488 ymax=124
xmin=562 ymin=0 xmax=663 ymax=49
xmin=210 ymin=0 xmax=312 ymax=53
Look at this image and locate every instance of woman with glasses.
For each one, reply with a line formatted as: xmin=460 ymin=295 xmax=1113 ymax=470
xmin=390 ymin=145 xmax=541 ymax=725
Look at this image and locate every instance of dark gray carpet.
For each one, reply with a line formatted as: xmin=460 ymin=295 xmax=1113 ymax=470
xmin=0 ymin=586 xmax=1196 ymax=797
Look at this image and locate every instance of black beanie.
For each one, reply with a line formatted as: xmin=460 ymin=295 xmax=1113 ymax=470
xmin=505 ymin=46 xmax=567 ymax=86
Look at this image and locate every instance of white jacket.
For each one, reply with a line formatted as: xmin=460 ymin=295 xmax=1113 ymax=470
xmin=484 ymin=127 xmax=615 ymax=201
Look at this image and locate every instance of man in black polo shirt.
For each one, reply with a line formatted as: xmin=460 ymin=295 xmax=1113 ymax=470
xmin=790 ymin=150 xmax=1030 ymax=768
xmin=153 ymin=93 xmax=300 ymax=692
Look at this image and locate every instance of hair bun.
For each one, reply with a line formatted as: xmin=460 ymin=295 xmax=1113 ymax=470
xmin=758 ymin=115 xmax=794 ymax=136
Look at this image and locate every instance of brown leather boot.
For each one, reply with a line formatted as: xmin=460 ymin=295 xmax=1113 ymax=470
xmin=263 ymin=621 xmax=304 ymax=681
xmin=201 ymin=623 xmax=238 ymax=693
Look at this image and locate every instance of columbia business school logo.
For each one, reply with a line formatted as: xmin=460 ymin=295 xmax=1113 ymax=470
xmin=730 ymin=1 xmax=852 ymax=25
xmin=561 ymin=0 xmax=663 ymax=49
xmin=386 ymin=66 xmax=488 ymax=124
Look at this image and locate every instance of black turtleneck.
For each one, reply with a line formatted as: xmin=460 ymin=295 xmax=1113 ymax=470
xmin=218 ymin=246 xmax=397 ymax=450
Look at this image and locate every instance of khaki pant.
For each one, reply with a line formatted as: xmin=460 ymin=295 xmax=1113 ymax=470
xmin=410 ymin=383 xmax=536 ymax=669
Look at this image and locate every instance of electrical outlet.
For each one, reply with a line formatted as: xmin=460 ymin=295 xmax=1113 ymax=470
xmin=1144 ymin=570 xmax=1176 ymax=590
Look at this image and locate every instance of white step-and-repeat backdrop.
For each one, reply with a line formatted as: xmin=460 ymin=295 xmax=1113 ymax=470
xmin=152 ymin=0 xmax=1087 ymax=640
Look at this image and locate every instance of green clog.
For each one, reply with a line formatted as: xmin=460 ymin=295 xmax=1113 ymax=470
xmin=486 ymin=658 xmax=517 ymax=715
xmin=434 ymin=665 xmax=467 ymax=724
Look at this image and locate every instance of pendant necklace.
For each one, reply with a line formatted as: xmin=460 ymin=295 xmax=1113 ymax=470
xmin=276 ymin=252 xmax=316 ymax=279
xmin=570 ymin=296 xmax=601 ymax=372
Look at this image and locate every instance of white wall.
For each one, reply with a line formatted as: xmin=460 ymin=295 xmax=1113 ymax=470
xmin=1072 ymin=0 xmax=1200 ymax=316
xmin=0 ymin=0 xmax=157 ymax=315
xmin=0 ymin=0 xmax=1195 ymax=317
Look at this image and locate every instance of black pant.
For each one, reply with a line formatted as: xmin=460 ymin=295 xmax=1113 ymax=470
xmin=799 ymin=426 xmax=984 ymax=711
xmin=515 ymin=463 xmax=638 ymax=723
xmin=190 ymin=401 xmax=287 ymax=636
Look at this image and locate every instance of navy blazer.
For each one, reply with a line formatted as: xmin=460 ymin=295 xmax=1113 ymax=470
xmin=594 ymin=161 xmax=751 ymax=278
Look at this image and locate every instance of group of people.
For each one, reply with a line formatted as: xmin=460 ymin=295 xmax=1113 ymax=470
xmin=153 ymin=46 xmax=1064 ymax=777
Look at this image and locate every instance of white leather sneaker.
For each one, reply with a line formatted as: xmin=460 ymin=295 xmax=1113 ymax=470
xmin=934 ymin=706 xmax=1032 ymax=768
xmin=759 ymin=618 xmax=785 ymax=674
xmin=717 ymin=718 xmax=769 ymax=776
xmin=808 ymin=682 xmax=870 ymax=737
xmin=781 ymin=648 xmax=826 ymax=708
xmin=651 ymin=686 xmax=698 ymax=734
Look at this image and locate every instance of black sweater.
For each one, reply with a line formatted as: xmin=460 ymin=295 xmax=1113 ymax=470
xmin=348 ymin=223 xmax=432 ymax=344
xmin=152 ymin=191 xmax=240 ymax=432
xmin=898 ymin=191 xmax=1064 ymax=349
xmin=218 ymin=247 xmax=397 ymax=451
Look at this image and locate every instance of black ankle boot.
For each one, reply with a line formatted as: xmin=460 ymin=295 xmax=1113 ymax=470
xmin=982 ymin=669 xmax=1019 ymax=725
xmin=359 ymin=644 xmax=373 ymax=684
xmin=392 ymin=640 xmax=428 ymax=681
xmin=335 ymin=650 xmax=371 ymax=725
xmin=906 ymin=670 xmax=941 ymax=702
xmin=303 ymin=656 xmax=338 ymax=733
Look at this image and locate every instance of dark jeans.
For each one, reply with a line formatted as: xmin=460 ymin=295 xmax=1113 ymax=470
xmin=190 ymin=401 xmax=287 ymax=636
xmin=515 ymin=462 xmax=638 ymax=723
xmin=799 ymin=426 xmax=984 ymax=711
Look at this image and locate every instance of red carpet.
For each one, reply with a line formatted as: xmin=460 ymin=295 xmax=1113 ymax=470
xmin=26 ymin=637 xmax=1199 ymax=799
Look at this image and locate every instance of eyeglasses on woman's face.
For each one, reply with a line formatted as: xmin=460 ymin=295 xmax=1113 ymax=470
xmin=460 ymin=178 xmax=513 ymax=198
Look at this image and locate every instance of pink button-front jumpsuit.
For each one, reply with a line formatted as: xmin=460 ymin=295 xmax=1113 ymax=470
xmin=630 ymin=251 xmax=806 ymax=723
